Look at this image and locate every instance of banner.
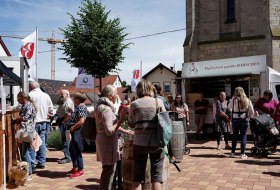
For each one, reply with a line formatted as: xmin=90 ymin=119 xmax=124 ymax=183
xmin=182 ymin=55 xmax=266 ymax=78
xmin=76 ymin=68 xmax=94 ymax=89
xmin=131 ymin=68 xmax=141 ymax=92
xmin=20 ymin=31 xmax=37 ymax=80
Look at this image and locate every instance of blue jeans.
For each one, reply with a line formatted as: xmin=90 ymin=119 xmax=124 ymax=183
xmin=231 ymin=118 xmax=248 ymax=154
xmin=35 ymin=122 xmax=47 ymax=166
xmin=60 ymin=128 xmax=71 ymax=160
xmin=45 ymin=122 xmax=51 ymax=144
xmin=22 ymin=142 xmax=36 ymax=174
xmin=69 ymin=138 xmax=84 ymax=170
xmin=63 ymin=141 xmax=71 ymax=161
xmin=181 ymin=118 xmax=188 ymax=145
xmin=59 ymin=126 xmax=71 ymax=160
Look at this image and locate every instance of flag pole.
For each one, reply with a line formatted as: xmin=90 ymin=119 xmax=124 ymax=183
xmin=36 ymin=27 xmax=38 ymax=81
xmin=1 ymin=75 xmax=6 ymax=190
xmin=140 ymin=60 xmax=142 ymax=79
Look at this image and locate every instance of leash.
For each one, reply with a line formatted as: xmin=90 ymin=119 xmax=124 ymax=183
xmin=160 ymin=147 xmax=181 ymax=172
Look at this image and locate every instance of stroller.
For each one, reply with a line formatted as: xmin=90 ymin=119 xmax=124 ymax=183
xmin=250 ymin=114 xmax=280 ymax=157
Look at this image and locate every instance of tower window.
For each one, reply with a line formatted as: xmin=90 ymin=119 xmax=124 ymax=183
xmin=226 ymin=0 xmax=236 ymax=23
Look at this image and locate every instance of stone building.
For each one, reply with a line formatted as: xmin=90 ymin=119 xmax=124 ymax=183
xmin=183 ymin=0 xmax=280 ymax=98
xmin=182 ymin=0 xmax=280 ymax=130
xmin=184 ymin=0 xmax=280 ymax=69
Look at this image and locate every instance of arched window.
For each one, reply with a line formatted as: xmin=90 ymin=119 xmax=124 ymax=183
xmin=226 ymin=0 xmax=236 ymax=23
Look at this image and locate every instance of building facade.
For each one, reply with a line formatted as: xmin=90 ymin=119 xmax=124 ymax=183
xmin=142 ymin=63 xmax=178 ymax=98
xmin=184 ymin=0 xmax=280 ymax=69
xmin=183 ymin=0 xmax=280 ymax=130
xmin=183 ymin=0 xmax=280 ymax=99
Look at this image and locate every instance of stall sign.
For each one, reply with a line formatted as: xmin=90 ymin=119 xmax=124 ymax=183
xmin=182 ymin=55 xmax=266 ymax=78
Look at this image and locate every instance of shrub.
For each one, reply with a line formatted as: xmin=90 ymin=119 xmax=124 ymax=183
xmin=47 ymin=130 xmax=63 ymax=150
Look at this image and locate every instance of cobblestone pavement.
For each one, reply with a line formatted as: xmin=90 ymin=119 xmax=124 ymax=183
xmin=5 ymin=139 xmax=280 ymax=190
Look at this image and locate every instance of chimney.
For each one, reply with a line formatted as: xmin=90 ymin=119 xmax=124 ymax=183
xmin=170 ymin=67 xmax=174 ymax=71
xmin=177 ymin=70 xmax=182 ymax=77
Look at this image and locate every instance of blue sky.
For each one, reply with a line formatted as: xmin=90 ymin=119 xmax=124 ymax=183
xmin=0 ymin=0 xmax=186 ymax=83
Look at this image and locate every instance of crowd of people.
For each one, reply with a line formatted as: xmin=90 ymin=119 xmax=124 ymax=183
xmin=12 ymin=79 xmax=280 ymax=190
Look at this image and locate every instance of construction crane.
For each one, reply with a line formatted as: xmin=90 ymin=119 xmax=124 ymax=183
xmin=0 ymin=32 xmax=64 ymax=80
xmin=46 ymin=32 xmax=65 ymax=80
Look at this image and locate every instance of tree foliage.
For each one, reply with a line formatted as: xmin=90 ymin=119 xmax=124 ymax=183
xmin=60 ymin=0 xmax=130 ymax=77
xmin=121 ymin=80 xmax=128 ymax=87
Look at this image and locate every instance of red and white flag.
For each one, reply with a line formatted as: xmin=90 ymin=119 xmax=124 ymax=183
xmin=131 ymin=68 xmax=141 ymax=92
xmin=20 ymin=31 xmax=36 ymax=80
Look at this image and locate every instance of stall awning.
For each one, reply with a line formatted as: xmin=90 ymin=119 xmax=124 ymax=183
xmin=0 ymin=60 xmax=22 ymax=86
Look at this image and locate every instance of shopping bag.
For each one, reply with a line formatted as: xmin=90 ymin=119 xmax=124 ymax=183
xmin=80 ymin=117 xmax=97 ymax=141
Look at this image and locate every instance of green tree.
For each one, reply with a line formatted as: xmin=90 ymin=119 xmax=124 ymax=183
xmin=61 ymin=0 xmax=130 ymax=89
xmin=121 ymin=80 xmax=128 ymax=87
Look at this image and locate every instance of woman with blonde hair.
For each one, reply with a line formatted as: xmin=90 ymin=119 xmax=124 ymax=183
xmin=95 ymin=85 xmax=132 ymax=190
xmin=128 ymin=79 xmax=166 ymax=190
xmin=228 ymin=87 xmax=254 ymax=159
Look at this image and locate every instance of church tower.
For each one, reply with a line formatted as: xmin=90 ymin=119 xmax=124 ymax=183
xmin=184 ymin=0 xmax=280 ymax=70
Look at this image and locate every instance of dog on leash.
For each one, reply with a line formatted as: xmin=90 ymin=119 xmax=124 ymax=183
xmin=8 ymin=160 xmax=29 ymax=186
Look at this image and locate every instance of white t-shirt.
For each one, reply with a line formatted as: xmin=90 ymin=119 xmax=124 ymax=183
xmin=29 ymin=88 xmax=54 ymax=123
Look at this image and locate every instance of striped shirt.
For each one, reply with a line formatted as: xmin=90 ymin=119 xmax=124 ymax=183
xmin=128 ymin=97 xmax=165 ymax=146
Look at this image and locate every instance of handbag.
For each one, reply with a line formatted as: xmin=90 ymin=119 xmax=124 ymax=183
xmin=154 ymin=98 xmax=181 ymax=172
xmin=15 ymin=120 xmax=36 ymax=142
xmin=80 ymin=117 xmax=97 ymax=141
xmin=155 ymin=98 xmax=173 ymax=147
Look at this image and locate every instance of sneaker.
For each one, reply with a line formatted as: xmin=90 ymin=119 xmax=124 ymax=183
xmin=240 ymin=154 xmax=248 ymax=159
xmin=70 ymin=170 xmax=85 ymax=179
xmin=58 ymin=159 xmax=71 ymax=164
xmin=217 ymin=145 xmax=220 ymax=150
xmin=67 ymin=168 xmax=78 ymax=174
xmin=230 ymin=153 xmax=235 ymax=158
xmin=27 ymin=174 xmax=32 ymax=181
xmin=35 ymin=164 xmax=45 ymax=169
xmin=57 ymin=157 xmax=66 ymax=161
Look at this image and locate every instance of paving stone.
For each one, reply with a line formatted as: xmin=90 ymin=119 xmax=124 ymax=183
xmin=252 ymin=185 xmax=266 ymax=190
xmin=5 ymin=140 xmax=280 ymax=189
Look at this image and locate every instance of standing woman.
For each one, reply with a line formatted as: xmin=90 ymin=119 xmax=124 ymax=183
xmin=128 ymin=79 xmax=166 ymax=190
xmin=172 ymin=94 xmax=190 ymax=151
xmin=215 ymin=92 xmax=231 ymax=150
xmin=95 ymin=85 xmax=131 ymax=190
xmin=67 ymin=92 xmax=88 ymax=178
xmin=228 ymin=87 xmax=254 ymax=158
xmin=15 ymin=92 xmax=36 ymax=181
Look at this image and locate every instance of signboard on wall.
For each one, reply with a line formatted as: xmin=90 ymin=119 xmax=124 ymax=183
xmin=182 ymin=55 xmax=266 ymax=78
